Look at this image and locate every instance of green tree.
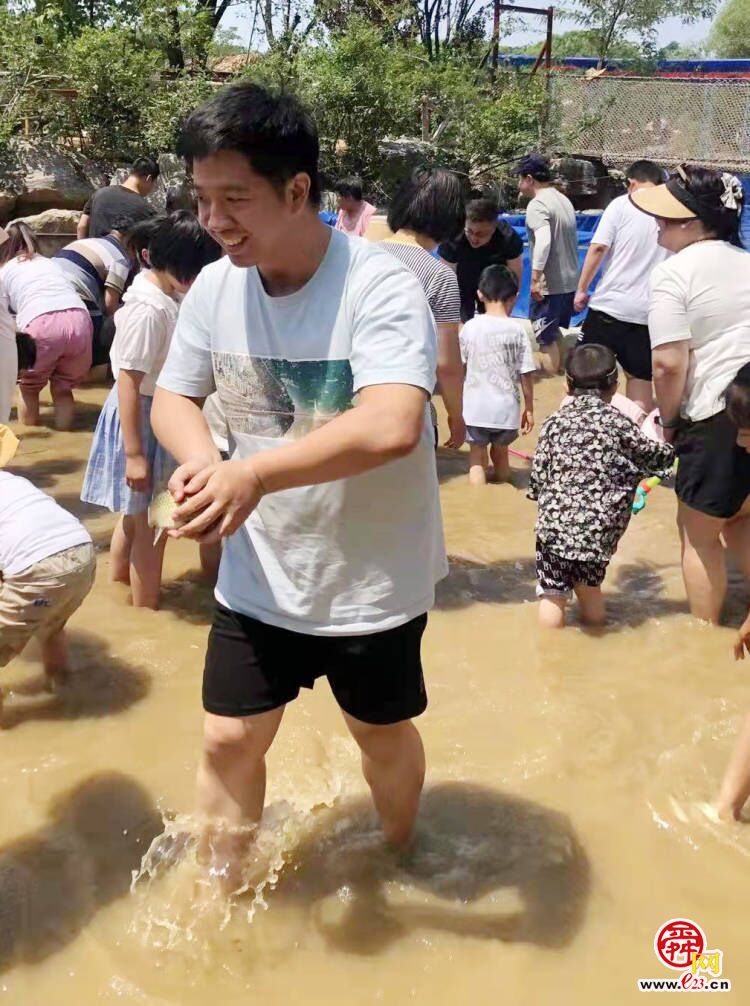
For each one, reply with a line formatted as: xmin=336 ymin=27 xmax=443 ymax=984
xmin=570 ymin=0 xmax=716 ymax=62
xmin=709 ymin=0 xmax=750 ymax=56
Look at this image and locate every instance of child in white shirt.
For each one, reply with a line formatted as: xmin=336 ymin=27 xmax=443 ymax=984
xmin=81 ymin=212 xmax=220 ymax=608
xmin=0 ymin=426 xmax=95 ymax=716
xmin=459 ymin=265 xmax=536 ymax=485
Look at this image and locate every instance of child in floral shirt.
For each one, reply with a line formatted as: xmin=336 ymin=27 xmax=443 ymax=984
xmin=528 ymin=343 xmax=675 ymax=628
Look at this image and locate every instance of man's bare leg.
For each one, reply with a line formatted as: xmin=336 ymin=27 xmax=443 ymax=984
xmin=342 ymin=712 xmax=425 ymax=848
xmin=195 ymin=708 xmax=285 ymax=882
xmin=537 ymin=339 xmax=561 ymax=377
xmin=41 ymin=628 xmax=71 ymax=690
xmin=625 ymin=375 xmax=654 ymax=414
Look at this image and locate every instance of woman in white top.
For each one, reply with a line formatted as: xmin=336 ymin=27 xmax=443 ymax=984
xmin=0 ymin=223 xmax=93 ymax=430
xmin=632 ymin=166 xmax=750 ymax=623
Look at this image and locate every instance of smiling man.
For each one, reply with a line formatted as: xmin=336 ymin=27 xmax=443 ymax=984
xmin=150 ymin=82 xmax=446 ymax=876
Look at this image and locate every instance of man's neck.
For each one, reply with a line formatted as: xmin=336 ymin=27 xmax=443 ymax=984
xmin=258 ymin=215 xmax=332 ymax=297
xmin=121 ymin=176 xmax=142 ymax=195
xmin=531 ymin=181 xmax=552 ymax=197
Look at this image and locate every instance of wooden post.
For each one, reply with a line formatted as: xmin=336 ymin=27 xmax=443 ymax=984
xmin=491 ymin=0 xmax=500 ymax=78
xmin=421 ymin=95 xmax=431 ymax=141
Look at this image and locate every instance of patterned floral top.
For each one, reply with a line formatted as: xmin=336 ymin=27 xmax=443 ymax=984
xmin=528 ymin=394 xmax=676 ymax=562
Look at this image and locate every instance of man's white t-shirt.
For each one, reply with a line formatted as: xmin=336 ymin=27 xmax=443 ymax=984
xmin=0 ymin=471 xmax=91 ymax=576
xmin=459 ymin=316 xmax=536 ymax=429
xmin=649 ymin=240 xmax=750 ymax=422
xmin=589 ymin=194 xmax=668 ymax=325
xmin=0 ymin=255 xmax=86 ymax=331
xmin=158 ymin=229 xmax=447 ymax=636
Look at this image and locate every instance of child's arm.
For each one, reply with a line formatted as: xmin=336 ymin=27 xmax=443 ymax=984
xmin=117 ymin=369 xmax=150 ymax=492
xmin=615 ymin=412 xmax=676 ymax=476
xmin=520 ymin=373 xmax=534 ymax=434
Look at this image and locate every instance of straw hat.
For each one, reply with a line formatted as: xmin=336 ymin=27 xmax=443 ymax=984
xmin=0 ymin=425 xmax=19 ymax=468
xmin=0 ymin=226 xmax=8 ymax=246
xmin=630 ymin=183 xmax=696 ymax=221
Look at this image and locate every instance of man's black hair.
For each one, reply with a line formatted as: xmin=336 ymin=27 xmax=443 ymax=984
xmin=131 ymin=156 xmax=160 ymax=180
xmin=726 ymin=362 xmax=750 ymax=428
xmin=478 ymin=264 xmax=518 ymax=302
xmin=466 ymin=198 xmax=499 ymax=224
xmin=335 ymin=176 xmax=364 ymax=201
xmin=627 ymin=160 xmax=664 ymax=185
xmin=387 ymin=166 xmax=465 ymax=244
xmin=177 ymin=81 xmax=322 ymax=206
xmin=125 ymin=216 xmax=162 ymax=263
xmin=147 ymin=211 xmax=222 ymax=283
xmin=566 ymin=343 xmax=618 ymax=393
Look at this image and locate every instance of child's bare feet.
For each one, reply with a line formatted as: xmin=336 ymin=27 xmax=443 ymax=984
xmin=468 ymin=464 xmax=487 ymax=486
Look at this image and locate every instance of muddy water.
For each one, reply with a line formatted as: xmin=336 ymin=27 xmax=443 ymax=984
xmin=3 ymin=379 xmax=750 ymax=1005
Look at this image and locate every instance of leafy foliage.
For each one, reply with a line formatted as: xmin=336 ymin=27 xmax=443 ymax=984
xmin=709 ymin=0 xmax=750 ymax=57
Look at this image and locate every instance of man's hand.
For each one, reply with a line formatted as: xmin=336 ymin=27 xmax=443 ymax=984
xmin=168 ymin=454 xmax=222 ymax=503
xmin=521 ymin=409 xmax=534 ymax=435
xmin=735 ymin=616 xmax=750 ymax=660
xmin=445 ymin=414 xmax=466 ymax=449
xmin=573 ymin=290 xmax=589 ymax=313
xmin=169 ymin=458 xmax=265 ymax=543
xmin=530 ymin=278 xmax=545 ymax=303
xmin=125 ymin=454 xmax=150 ymax=493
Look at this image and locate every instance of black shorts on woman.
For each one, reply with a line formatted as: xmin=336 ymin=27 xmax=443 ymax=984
xmin=675 ymin=410 xmax=750 ymax=518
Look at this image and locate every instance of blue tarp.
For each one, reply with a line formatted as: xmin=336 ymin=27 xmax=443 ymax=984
xmin=501 ymin=212 xmax=602 ymax=323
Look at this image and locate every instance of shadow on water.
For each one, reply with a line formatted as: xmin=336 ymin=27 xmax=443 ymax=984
xmin=0 ymin=772 xmax=162 ymax=972
xmin=159 ymin=570 xmax=217 ymax=626
xmin=273 ymin=783 xmax=590 ymax=955
xmin=436 ymin=555 xmax=687 ymax=628
xmin=6 ymin=457 xmax=82 ymax=489
xmin=1 ymin=629 xmax=151 ymax=729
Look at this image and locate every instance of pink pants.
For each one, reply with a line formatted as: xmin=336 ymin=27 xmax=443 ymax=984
xmin=19 ymin=308 xmax=93 ymax=394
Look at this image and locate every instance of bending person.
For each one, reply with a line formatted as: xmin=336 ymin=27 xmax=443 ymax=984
xmin=0 ymin=223 xmax=92 ymax=430
xmin=632 ymin=166 xmax=750 ymax=623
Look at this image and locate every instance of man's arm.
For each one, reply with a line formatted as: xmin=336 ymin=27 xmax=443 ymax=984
xmin=574 ymin=243 xmax=609 ymax=313
xmin=507 ymin=255 xmax=523 ymax=286
xmin=166 ymin=383 xmax=428 ymax=540
xmin=530 ymin=223 xmax=551 ymax=302
xmin=104 ymin=287 xmax=122 ymax=315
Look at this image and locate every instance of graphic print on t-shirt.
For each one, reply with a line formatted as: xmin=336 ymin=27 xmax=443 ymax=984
xmin=213 ymin=351 xmax=354 ymax=440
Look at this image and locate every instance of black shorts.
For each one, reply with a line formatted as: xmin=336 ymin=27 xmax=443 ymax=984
xmin=580 ymin=308 xmax=652 ymax=382
xmin=675 ymin=411 xmax=750 ymax=519
xmin=203 ymin=604 xmax=428 ymax=725
xmin=535 ymin=539 xmax=608 ymax=598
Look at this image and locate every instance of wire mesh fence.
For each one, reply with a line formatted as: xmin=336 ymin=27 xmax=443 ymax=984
xmin=550 ymin=74 xmax=750 ymax=171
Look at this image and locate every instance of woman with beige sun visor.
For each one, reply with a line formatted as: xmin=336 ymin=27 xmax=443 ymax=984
xmin=631 ymin=165 xmax=750 ymax=624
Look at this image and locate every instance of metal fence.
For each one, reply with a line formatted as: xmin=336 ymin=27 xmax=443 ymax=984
xmin=550 ymin=75 xmax=750 ymax=171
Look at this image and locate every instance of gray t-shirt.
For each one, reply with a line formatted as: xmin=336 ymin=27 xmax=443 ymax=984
xmin=526 ymin=187 xmax=579 ymax=295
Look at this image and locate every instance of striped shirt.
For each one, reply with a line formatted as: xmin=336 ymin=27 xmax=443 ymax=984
xmin=54 ymin=236 xmax=132 ymax=314
xmin=380 ymin=240 xmax=461 ymax=326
